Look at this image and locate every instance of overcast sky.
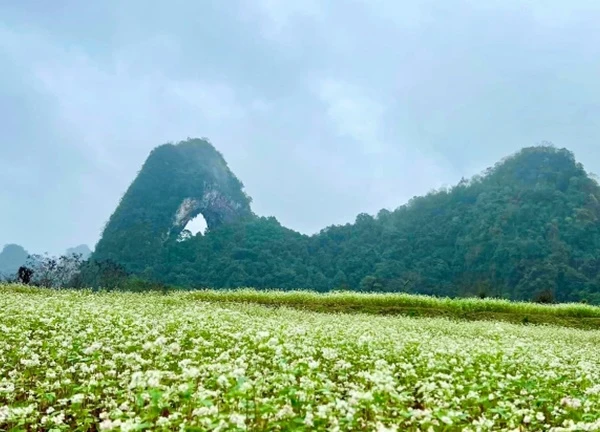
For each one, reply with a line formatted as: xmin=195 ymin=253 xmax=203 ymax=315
xmin=2 ymin=0 xmax=600 ymax=255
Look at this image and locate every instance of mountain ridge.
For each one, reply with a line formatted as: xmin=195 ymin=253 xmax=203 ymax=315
xmin=92 ymin=140 xmax=600 ymax=303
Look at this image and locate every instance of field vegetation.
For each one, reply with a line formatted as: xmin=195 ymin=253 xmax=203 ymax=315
xmin=8 ymin=284 xmax=600 ymax=330
xmin=2 ymin=285 xmax=600 ymax=430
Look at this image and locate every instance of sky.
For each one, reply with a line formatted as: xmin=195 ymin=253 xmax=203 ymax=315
xmin=2 ymin=0 xmax=600 ymax=255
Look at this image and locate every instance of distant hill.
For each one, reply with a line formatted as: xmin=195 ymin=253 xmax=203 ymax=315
xmin=92 ymin=141 xmax=600 ymax=303
xmin=0 ymin=244 xmax=29 ymax=277
xmin=66 ymin=244 xmax=92 ymax=260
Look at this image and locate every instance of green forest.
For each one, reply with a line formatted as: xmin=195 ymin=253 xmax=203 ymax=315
xmin=85 ymin=139 xmax=600 ymax=304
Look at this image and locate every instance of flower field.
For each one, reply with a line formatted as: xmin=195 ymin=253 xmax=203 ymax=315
xmin=2 ymin=287 xmax=600 ymax=431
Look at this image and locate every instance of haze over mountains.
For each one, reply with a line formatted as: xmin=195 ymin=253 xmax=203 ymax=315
xmin=0 ymin=243 xmax=92 ymax=278
xmin=90 ymin=138 xmax=600 ymax=303
xmin=4 ymin=1 xmax=600 ymax=257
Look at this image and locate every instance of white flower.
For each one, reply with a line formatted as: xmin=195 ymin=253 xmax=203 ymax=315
xmin=71 ymin=393 xmax=85 ymax=404
xmin=376 ymin=422 xmax=398 ymax=432
xmin=229 ymin=413 xmax=246 ymax=429
xmin=156 ymin=417 xmax=170 ymax=427
xmin=275 ymin=404 xmax=294 ymax=420
xmin=304 ymin=411 xmax=314 ymax=427
xmin=99 ymin=419 xmax=115 ymax=430
xmin=561 ymin=397 xmax=582 ymax=409
xmin=441 ymin=416 xmax=453 ymax=425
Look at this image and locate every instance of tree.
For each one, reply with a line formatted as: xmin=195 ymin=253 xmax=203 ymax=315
xmin=17 ymin=266 xmax=33 ymax=285
xmin=25 ymin=253 xmax=84 ymax=288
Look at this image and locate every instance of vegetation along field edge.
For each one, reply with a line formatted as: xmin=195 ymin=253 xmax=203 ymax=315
xmin=5 ymin=284 xmax=600 ymax=331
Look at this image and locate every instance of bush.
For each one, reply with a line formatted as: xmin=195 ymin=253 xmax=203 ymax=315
xmin=534 ymin=289 xmax=555 ymax=304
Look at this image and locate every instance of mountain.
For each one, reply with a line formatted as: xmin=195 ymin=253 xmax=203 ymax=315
xmin=66 ymin=244 xmax=92 ymax=260
xmin=93 ymin=141 xmax=600 ymax=303
xmin=93 ymin=138 xmax=253 ymax=274
xmin=0 ymin=244 xmax=29 ymax=277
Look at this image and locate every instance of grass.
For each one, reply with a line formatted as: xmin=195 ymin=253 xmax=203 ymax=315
xmin=4 ymin=284 xmax=600 ymax=330
xmin=187 ymin=288 xmax=600 ymax=330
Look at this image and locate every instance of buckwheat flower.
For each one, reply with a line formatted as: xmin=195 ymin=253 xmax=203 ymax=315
xmin=322 ymin=348 xmax=337 ymax=360
xmin=304 ymin=411 xmax=314 ymax=427
xmin=232 ymin=367 xmax=245 ymax=378
xmin=71 ymin=393 xmax=85 ymax=404
xmin=441 ymin=416 xmax=453 ymax=425
xmin=0 ymin=407 xmax=9 ymax=423
xmin=561 ymin=397 xmax=582 ymax=409
xmin=53 ymin=412 xmax=65 ymax=425
xmin=84 ymin=342 xmax=102 ymax=355
xmin=217 ymin=375 xmax=229 ymax=387
xmin=275 ymin=404 xmax=294 ymax=420
xmin=146 ymin=370 xmax=162 ymax=387
xmin=523 ymin=415 xmax=531 ymax=424
xmin=536 ymin=412 xmax=545 ymax=422
xmin=169 ymin=343 xmax=181 ymax=355
xmin=183 ymin=367 xmax=200 ymax=379
xmin=232 ymin=378 xmax=249 ymax=393
xmin=317 ymin=405 xmax=329 ymax=418
xmin=585 ymin=385 xmax=600 ymax=395
xmin=376 ymin=422 xmax=398 ymax=432
xmin=129 ymin=371 xmax=144 ymax=389
xmin=229 ymin=413 xmax=246 ymax=429
xmin=156 ymin=417 xmax=170 ymax=427
xmin=99 ymin=419 xmax=114 ymax=430
xmin=193 ymin=406 xmax=218 ymax=417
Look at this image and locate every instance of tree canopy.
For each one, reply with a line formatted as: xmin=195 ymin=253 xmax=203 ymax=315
xmin=91 ymin=143 xmax=600 ymax=303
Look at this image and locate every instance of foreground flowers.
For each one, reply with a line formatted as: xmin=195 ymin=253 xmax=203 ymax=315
xmin=1 ymin=288 xmax=600 ymax=431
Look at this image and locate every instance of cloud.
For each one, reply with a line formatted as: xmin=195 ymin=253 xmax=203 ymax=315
xmin=315 ymin=79 xmax=387 ymax=155
xmin=241 ymin=0 xmax=324 ymax=40
xmin=2 ymin=0 xmax=600 ymax=254
xmin=6 ymin=27 xmax=249 ymax=177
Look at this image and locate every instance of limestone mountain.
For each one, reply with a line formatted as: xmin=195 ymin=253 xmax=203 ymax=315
xmin=93 ymin=141 xmax=600 ymax=303
xmin=93 ymin=138 xmax=253 ymax=274
xmin=66 ymin=244 xmax=92 ymax=260
xmin=0 ymin=244 xmax=29 ymax=277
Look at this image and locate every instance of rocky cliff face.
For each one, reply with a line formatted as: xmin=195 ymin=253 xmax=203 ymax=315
xmin=92 ymin=138 xmax=253 ymax=272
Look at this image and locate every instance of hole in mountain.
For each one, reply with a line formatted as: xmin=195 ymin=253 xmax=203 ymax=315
xmin=185 ymin=214 xmax=208 ymax=235
xmin=181 ymin=214 xmax=208 ymax=240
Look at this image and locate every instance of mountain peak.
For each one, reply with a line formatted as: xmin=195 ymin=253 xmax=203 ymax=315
xmin=483 ymin=145 xmax=590 ymax=192
xmin=92 ymin=138 xmax=253 ymax=272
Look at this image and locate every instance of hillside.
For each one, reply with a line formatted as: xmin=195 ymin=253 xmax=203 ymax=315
xmin=93 ymin=141 xmax=600 ymax=303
